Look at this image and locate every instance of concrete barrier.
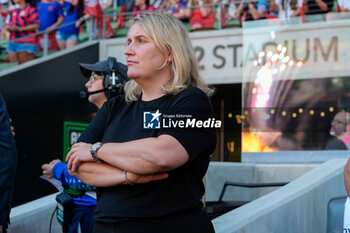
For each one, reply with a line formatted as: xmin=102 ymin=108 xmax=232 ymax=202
xmin=212 ymin=159 xmax=347 ymax=233
xmin=205 ymin=162 xmax=317 ymax=202
xmin=9 ymin=193 xmax=61 ymax=233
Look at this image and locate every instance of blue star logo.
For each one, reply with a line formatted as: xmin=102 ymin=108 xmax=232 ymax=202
xmin=143 ymin=110 xmax=162 ymax=129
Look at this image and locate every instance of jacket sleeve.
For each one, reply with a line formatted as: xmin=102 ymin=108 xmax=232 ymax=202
xmin=52 ymin=162 xmax=96 ymax=191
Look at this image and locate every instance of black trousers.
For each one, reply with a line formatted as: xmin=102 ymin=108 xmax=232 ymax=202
xmin=93 ymin=208 xmax=215 ymax=233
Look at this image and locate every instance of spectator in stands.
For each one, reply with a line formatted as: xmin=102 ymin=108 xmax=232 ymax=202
xmin=0 ymin=0 xmax=5 ymax=38
xmin=235 ymin=0 xmax=269 ymax=24
xmin=118 ymin=0 xmax=161 ymax=28
xmin=214 ymin=0 xmax=239 ymax=27
xmin=0 ymin=0 xmax=16 ymax=40
xmin=99 ymin=0 xmax=115 ymax=38
xmin=324 ymin=111 xmax=349 ymax=150
xmin=56 ymin=0 xmax=84 ymax=50
xmin=150 ymin=0 xmax=166 ymax=9
xmin=220 ymin=0 xmax=238 ymax=20
xmin=166 ymin=0 xmax=189 ymax=22
xmin=76 ymin=0 xmax=115 ymax=39
xmin=0 ymin=0 xmax=10 ymax=12
xmin=185 ymin=0 xmax=215 ymax=31
xmin=338 ymin=0 xmax=350 ymax=11
xmin=270 ymin=0 xmax=302 ymax=19
xmin=0 ymin=93 xmax=17 ymax=233
xmin=303 ymin=0 xmax=333 ymax=15
xmin=114 ymin=5 xmax=125 ymax=29
xmin=75 ymin=0 xmax=102 ymax=39
xmin=1 ymin=0 xmax=17 ymax=21
xmin=100 ymin=0 xmax=112 ymax=10
xmin=5 ymin=0 xmax=39 ymax=64
xmin=36 ymin=0 xmax=65 ymax=51
xmin=132 ymin=0 xmax=155 ymax=17
xmin=115 ymin=0 xmax=134 ymax=29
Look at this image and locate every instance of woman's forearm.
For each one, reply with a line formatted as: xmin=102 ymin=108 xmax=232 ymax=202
xmin=97 ymin=135 xmax=188 ymax=175
xmin=73 ymin=162 xmax=125 ymax=187
xmin=249 ymin=4 xmax=261 ymax=20
xmin=71 ymin=161 xmax=169 ymax=187
xmin=66 ymin=136 xmax=188 ymax=176
xmin=22 ymin=23 xmax=39 ymax=32
xmin=293 ymin=8 xmax=301 ymax=17
xmin=48 ymin=16 xmax=65 ymax=31
xmin=315 ymin=0 xmax=328 ymax=11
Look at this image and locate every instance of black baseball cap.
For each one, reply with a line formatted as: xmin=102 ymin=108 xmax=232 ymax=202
xmin=79 ymin=58 xmax=129 ymax=87
xmin=79 ymin=59 xmax=129 ymax=80
xmin=79 ymin=60 xmax=111 ymax=79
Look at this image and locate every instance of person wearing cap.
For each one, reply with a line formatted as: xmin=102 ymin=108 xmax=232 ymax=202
xmin=79 ymin=63 xmax=108 ymax=108
xmin=79 ymin=58 xmax=128 ymax=107
xmin=66 ymin=13 xmax=216 ymax=233
xmin=41 ymin=58 xmax=127 ymax=233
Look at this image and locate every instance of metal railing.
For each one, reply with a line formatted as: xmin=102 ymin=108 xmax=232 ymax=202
xmin=217 ymin=181 xmax=289 ymax=202
xmin=0 ymin=0 xmax=346 ymax=62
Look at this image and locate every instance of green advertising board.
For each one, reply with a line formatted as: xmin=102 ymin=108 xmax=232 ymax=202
xmin=63 ymin=121 xmax=89 ymax=161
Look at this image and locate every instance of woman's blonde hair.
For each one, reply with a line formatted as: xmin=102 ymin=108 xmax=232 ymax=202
xmin=124 ymin=12 xmax=213 ymax=103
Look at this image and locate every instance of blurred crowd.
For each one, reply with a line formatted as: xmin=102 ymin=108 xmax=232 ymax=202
xmin=0 ymin=0 xmax=348 ymax=63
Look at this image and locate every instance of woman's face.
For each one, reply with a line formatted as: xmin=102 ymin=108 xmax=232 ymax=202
xmin=85 ymin=72 xmax=106 ymax=106
xmin=124 ymin=23 xmax=167 ymax=81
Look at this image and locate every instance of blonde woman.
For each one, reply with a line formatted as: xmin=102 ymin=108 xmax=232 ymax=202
xmin=66 ymin=12 xmax=217 ymax=233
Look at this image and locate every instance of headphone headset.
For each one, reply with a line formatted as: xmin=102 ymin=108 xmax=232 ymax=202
xmin=79 ymin=57 xmax=129 ymax=99
xmin=103 ymin=56 xmax=129 ymax=99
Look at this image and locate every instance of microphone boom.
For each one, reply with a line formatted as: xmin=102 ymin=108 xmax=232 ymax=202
xmin=79 ymin=88 xmax=109 ymax=98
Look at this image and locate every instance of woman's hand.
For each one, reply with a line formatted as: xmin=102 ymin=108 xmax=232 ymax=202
xmin=66 ymin=142 xmax=94 ymax=172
